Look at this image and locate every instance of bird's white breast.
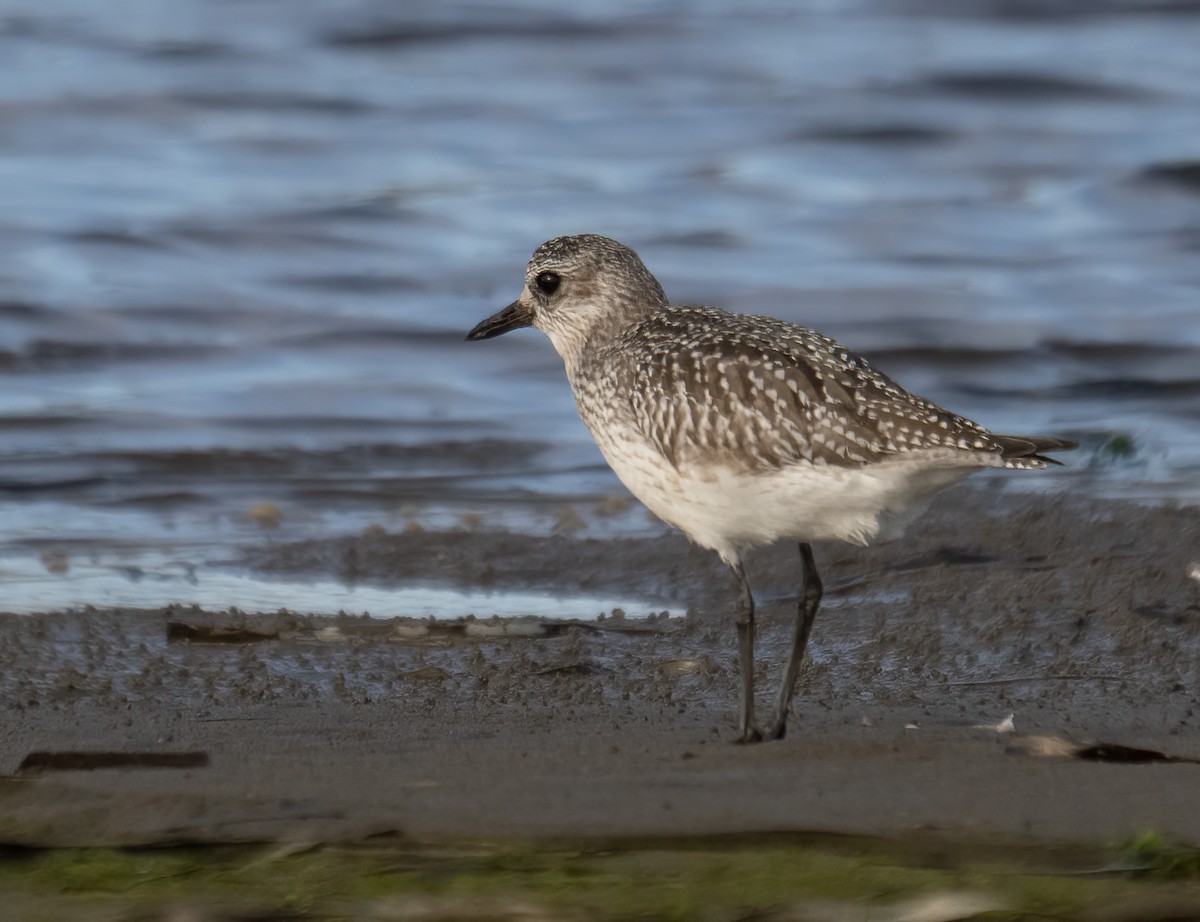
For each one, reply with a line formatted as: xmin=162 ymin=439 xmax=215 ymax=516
xmin=588 ymin=419 xmax=983 ymax=564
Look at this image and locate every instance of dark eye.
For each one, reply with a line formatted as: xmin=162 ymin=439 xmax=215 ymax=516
xmin=535 ymin=271 xmax=561 ymax=295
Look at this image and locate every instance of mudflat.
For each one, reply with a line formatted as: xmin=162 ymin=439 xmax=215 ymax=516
xmin=1 ymin=487 xmax=1198 ymax=850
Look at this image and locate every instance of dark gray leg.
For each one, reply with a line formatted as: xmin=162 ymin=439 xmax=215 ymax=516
xmin=730 ymin=560 xmax=763 ymax=744
xmin=766 ymin=542 xmax=823 ymax=740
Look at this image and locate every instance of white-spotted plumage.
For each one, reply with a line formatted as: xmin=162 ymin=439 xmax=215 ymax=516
xmin=468 ymin=233 xmax=1074 ymax=743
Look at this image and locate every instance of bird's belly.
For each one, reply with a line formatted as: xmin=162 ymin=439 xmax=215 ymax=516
xmin=594 ymin=431 xmax=977 ymax=560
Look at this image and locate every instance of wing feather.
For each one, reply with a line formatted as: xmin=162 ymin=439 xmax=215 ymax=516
xmin=622 ymin=307 xmax=1043 ymax=472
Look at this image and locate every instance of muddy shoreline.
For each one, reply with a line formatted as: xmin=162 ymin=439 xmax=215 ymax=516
xmin=2 ymin=487 xmax=1199 ymax=850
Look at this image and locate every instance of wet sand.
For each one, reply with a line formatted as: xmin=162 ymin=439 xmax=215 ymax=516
xmin=2 ymin=487 xmax=1199 ymax=849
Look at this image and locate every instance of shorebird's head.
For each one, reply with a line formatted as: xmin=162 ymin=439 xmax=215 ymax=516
xmin=467 ymin=234 xmax=667 ymax=359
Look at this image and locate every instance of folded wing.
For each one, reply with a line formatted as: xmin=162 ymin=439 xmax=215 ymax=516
xmin=624 ymin=307 xmax=1073 ymax=473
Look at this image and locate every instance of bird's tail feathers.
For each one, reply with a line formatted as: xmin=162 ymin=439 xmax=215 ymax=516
xmin=992 ymin=434 xmax=1077 ymax=467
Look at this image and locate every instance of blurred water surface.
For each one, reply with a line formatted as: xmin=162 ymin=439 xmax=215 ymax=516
xmin=2 ymin=0 xmax=1199 ymax=613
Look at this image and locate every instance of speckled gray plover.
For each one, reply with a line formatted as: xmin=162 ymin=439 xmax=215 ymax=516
xmin=468 ymin=234 xmax=1074 ymax=744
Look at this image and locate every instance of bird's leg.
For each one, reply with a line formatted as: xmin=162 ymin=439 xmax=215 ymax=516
xmin=766 ymin=542 xmax=823 ymax=741
xmin=730 ymin=560 xmax=763 ymax=744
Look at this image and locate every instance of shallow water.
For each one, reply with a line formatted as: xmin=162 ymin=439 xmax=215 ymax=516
xmin=2 ymin=0 xmax=1199 ymax=614
xmin=0 ymin=550 xmax=666 ymax=618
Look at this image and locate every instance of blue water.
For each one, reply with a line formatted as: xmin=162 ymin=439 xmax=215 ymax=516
xmin=1 ymin=0 xmax=1198 ymax=613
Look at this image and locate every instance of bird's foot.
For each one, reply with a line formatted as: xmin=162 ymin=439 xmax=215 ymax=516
xmin=765 ymin=718 xmax=787 ymax=741
xmin=735 ymin=724 xmax=764 ymax=745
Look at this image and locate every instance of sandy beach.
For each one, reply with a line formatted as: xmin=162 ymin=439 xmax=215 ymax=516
xmin=3 ymin=487 xmax=1198 ymax=852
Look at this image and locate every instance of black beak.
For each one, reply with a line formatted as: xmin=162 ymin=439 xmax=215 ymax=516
xmin=466 ymin=300 xmax=534 ymax=341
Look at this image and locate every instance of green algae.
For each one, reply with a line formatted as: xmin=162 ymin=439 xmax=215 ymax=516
xmin=2 ymin=834 xmax=1200 ymax=921
xmin=1120 ymin=830 xmax=1200 ymax=880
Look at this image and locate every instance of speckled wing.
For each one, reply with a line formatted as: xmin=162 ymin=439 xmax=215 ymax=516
xmin=623 ymin=307 xmax=1016 ymax=473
